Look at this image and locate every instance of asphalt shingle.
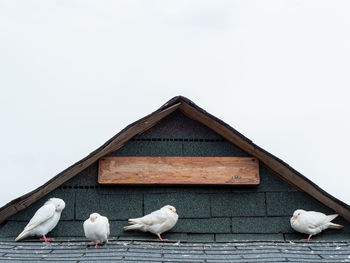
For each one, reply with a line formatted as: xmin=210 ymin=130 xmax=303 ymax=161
xmin=0 ymin=241 xmax=350 ymax=262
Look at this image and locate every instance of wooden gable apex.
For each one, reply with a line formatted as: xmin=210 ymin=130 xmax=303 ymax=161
xmin=0 ymin=96 xmax=350 ymax=224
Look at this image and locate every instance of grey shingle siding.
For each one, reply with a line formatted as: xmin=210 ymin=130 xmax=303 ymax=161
xmin=1 ymin=110 xmax=349 ymax=241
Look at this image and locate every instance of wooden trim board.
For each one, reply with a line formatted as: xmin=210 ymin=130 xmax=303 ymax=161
xmin=98 ymin=156 xmax=260 ymax=185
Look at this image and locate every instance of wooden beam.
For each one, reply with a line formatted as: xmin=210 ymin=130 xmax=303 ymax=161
xmin=98 ymin=156 xmax=259 ymax=185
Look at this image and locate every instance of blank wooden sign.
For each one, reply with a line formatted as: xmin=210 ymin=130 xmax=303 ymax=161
xmin=98 ymin=156 xmax=259 ymax=185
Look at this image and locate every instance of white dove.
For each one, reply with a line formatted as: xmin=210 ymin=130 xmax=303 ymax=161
xmin=15 ymin=198 xmax=65 ymax=242
xmin=290 ymin=209 xmax=344 ymax=241
xmin=83 ymin=212 xmax=110 ymax=248
xmin=123 ymin=205 xmax=178 ymax=241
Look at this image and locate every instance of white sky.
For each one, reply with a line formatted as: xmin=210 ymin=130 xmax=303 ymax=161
xmin=0 ymin=1 xmax=349 ymax=208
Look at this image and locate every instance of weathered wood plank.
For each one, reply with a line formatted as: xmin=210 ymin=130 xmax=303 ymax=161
xmin=98 ymin=157 xmax=259 ymax=185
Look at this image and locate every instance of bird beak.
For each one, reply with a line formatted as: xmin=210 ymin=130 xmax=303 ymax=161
xmin=292 ymin=216 xmax=297 ymax=221
xmin=91 ymin=218 xmax=95 ymax=223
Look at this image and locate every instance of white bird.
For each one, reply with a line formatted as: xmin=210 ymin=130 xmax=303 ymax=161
xmin=123 ymin=205 xmax=178 ymax=241
xmin=15 ymin=198 xmax=65 ymax=242
xmin=83 ymin=212 xmax=110 ymax=248
xmin=290 ymin=209 xmax=344 ymax=241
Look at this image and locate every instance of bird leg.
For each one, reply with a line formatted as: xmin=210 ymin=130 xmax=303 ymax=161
xmin=40 ymin=235 xmax=54 ymax=242
xmin=88 ymin=243 xmax=101 ymax=248
xmin=157 ymin=235 xmax=168 ymax=241
xmin=300 ymin=235 xmax=312 ymax=242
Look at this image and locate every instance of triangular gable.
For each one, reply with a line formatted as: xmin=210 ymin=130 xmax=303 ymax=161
xmin=1 ymin=96 xmax=349 ymax=224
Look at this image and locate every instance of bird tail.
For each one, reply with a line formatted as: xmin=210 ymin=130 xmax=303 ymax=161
xmin=325 ymin=214 xmax=343 ymax=229
xmin=327 ymin=214 xmax=339 ymax=222
xmin=123 ymin=224 xmax=142 ymax=231
xmin=123 ymin=217 xmax=144 ymax=231
xmin=15 ymin=230 xmax=30 ymax=242
xmin=127 ymin=218 xmax=141 ymax=224
xmin=328 ymin=223 xmax=344 ymax=229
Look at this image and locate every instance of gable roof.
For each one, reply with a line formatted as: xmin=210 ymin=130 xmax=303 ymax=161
xmin=1 ymin=95 xmax=349 ymax=224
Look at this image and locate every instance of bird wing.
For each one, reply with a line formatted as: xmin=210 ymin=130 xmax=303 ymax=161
xmin=138 ymin=209 xmax=168 ymax=226
xmin=303 ymin=211 xmax=329 ymax=229
xmin=23 ymin=204 xmax=56 ymax=232
xmin=101 ymin=216 xmax=110 ymax=237
xmin=83 ymin=219 xmax=90 ymax=236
